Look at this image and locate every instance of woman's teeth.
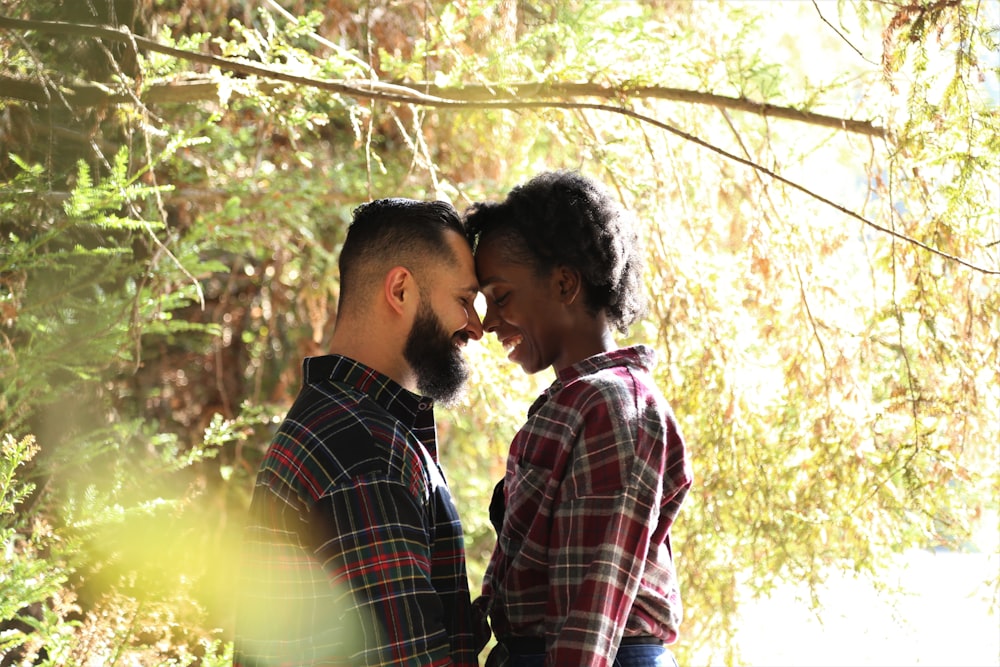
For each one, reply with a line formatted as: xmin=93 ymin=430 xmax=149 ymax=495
xmin=503 ymin=336 xmax=523 ymax=353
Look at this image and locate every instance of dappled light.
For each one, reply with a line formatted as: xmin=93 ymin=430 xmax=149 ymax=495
xmin=1 ymin=1 xmax=998 ymax=665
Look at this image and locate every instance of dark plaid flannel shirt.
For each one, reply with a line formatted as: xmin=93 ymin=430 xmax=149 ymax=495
xmin=234 ymin=355 xmax=479 ymax=667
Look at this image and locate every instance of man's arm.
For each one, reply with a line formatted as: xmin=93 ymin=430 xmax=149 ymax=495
xmin=312 ymin=474 xmax=457 ymax=666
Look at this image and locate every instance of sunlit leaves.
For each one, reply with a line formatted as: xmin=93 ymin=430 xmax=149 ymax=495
xmin=1 ymin=0 xmax=997 ymax=664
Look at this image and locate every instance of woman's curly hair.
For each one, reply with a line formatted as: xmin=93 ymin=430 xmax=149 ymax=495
xmin=464 ymin=170 xmax=647 ymax=333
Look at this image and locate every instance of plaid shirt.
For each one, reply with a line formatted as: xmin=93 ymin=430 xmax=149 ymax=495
xmin=482 ymin=346 xmax=692 ymax=667
xmin=234 ymin=355 xmax=480 ymax=667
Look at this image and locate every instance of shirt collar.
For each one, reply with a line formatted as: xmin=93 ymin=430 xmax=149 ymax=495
xmin=301 ymin=354 xmax=438 ymax=458
xmin=529 ymin=345 xmax=656 ymax=415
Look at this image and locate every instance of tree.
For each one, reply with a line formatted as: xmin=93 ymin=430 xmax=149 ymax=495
xmin=1 ymin=0 xmax=997 ymax=664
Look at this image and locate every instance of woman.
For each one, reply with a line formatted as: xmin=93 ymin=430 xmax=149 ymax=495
xmin=466 ymin=171 xmax=693 ymax=667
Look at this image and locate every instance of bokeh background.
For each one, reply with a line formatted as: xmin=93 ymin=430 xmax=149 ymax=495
xmin=1 ymin=1 xmax=997 ymax=665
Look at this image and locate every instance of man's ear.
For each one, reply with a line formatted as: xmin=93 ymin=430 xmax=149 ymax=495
xmin=555 ymin=266 xmax=582 ymax=304
xmin=384 ymin=266 xmax=414 ymax=315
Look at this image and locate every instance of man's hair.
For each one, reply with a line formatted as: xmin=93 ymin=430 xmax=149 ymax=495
xmin=464 ymin=170 xmax=646 ymax=333
xmin=338 ymin=198 xmax=465 ymax=315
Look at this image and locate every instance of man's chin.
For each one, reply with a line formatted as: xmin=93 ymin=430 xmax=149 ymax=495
xmin=418 ymin=381 xmax=466 ymax=407
xmin=417 ymin=362 xmax=469 ymax=406
xmin=429 ymin=385 xmax=465 ymax=408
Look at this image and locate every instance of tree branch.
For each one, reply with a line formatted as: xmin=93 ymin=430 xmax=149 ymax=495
xmin=2 ymin=15 xmax=997 ymax=275
xmin=0 ymin=15 xmax=885 ymax=137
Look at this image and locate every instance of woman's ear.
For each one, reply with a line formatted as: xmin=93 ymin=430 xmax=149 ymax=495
xmin=555 ymin=266 xmax=582 ymax=304
xmin=383 ymin=266 xmax=414 ymax=315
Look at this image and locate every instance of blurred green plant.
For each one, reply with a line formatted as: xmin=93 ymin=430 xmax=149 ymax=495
xmin=0 ymin=138 xmax=256 ymax=662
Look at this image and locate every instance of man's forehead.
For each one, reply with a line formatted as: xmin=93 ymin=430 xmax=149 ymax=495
xmin=433 ymin=260 xmax=478 ymax=293
xmin=455 ymin=282 xmax=479 ymax=296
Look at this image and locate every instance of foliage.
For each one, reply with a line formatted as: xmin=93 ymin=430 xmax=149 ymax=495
xmin=0 ymin=434 xmax=72 ymax=655
xmin=1 ymin=0 xmax=998 ymax=665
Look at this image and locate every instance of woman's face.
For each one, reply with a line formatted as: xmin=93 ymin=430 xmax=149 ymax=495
xmin=474 ymin=236 xmax=572 ymax=375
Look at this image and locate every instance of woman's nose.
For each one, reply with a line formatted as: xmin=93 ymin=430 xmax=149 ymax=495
xmin=481 ymin=306 xmax=501 ymax=334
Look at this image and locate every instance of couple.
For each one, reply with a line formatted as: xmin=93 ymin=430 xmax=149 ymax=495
xmin=233 ymin=171 xmax=693 ymax=667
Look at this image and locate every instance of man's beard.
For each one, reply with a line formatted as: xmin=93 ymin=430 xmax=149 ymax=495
xmin=403 ymin=299 xmax=469 ymax=406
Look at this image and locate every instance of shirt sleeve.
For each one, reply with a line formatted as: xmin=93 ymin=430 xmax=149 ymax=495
xmin=314 ymin=474 xmax=458 ymax=666
xmin=237 ymin=475 xmax=457 ymax=667
xmin=545 ymin=384 xmax=671 ymax=667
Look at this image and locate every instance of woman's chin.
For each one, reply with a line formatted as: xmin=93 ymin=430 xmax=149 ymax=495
xmin=508 ymin=349 xmax=532 ymax=374
xmin=513 ymin=356 xmax=543 ymax=376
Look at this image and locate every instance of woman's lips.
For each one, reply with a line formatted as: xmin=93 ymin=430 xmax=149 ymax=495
xmin=502 ymin=335 xmax=523 ymax=359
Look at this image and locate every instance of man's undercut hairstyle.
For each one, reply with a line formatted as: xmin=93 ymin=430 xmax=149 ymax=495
xmin=464 ymin=170 xmax=647 ymax=333
xmin=338 ymin=198 xmax=466 ymax=315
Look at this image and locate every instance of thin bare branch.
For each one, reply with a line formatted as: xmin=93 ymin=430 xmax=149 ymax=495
xmin=811 ymin=0 xmax=880 ymax=65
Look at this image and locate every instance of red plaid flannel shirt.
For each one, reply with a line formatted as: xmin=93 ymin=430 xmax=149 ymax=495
xmin=482 ymin=346 xmax=692 ymax=667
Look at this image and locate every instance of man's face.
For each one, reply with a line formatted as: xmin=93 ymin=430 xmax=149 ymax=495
xmin=403 ymin=295 xmax=469 ymax=405
xmin=402 ymin=229 xmax=482 ymax=405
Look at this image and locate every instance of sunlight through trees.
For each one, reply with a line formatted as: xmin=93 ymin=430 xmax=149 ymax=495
xmin=2 ymin=1 xmax=997 ymax=664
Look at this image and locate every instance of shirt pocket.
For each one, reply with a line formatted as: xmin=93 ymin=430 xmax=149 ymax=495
xmin=503 ymin=459 xmax=552 ymax=539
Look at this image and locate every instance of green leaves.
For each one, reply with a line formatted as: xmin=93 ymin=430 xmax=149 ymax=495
xmin=0 ymin=434 xmax=38 ymax=522
xmin=63 ymin=149 xmax=165 ymax=228
xmin=0 ymin=434 xmax=76 ymax=658
xmin=1 ymin=0 xmax=997 ymax=664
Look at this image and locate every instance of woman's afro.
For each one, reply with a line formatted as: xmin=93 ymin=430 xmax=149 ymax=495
xmin=464 ymin=170 xmax=647 ymax=333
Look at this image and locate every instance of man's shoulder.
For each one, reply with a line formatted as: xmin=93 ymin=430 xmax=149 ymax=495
xmin=267 ymin=380 xmax=441 ymax=499
xmin=259 ymin=385 xmax=404 ymax=494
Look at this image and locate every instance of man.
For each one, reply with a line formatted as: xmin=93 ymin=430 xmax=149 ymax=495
xmin=234 ymin=198 xmax=485 ymax=666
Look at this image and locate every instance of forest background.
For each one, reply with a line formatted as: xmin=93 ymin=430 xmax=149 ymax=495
xmin=1 ymin=0 xmax=998 ymax=665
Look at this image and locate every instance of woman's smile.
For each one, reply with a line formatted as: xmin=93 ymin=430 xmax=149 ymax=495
xmin=502 ymin=334 xmax=524 ymax=358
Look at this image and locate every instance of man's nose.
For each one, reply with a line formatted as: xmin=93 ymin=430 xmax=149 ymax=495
xmin=464 ymin=309 xmax=484 ymax=341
